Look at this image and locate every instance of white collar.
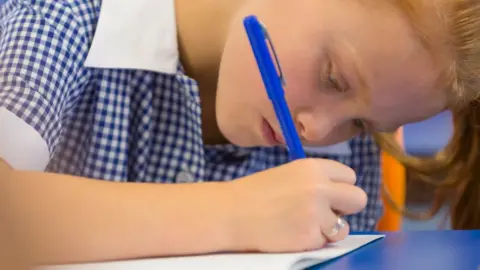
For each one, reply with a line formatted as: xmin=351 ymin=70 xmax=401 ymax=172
xmin=84 ymin=0 xmax=178 ymax=74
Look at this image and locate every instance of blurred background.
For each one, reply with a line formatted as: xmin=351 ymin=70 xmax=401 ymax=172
xmin=402 ymin=111 xmax=452 ymax=230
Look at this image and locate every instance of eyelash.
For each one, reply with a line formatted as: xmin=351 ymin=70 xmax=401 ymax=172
xmin=323 ymin=57 xmax=363 ymax=133
xmin=353 ymin=119 xmax=366 ymax=133
xmin=325 ymin=59 xmax=348 ymax=92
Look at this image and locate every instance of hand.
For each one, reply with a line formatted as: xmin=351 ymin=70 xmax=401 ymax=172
xmin=227 ymin=158 xmax=367 ymax=253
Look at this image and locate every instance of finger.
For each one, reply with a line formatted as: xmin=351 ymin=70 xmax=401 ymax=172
xmin=318 ymin=205 xmax=350 ymax=243
xmin=313 ymin=159 xmax=356 ymax=185
xmin=325 ymin=182 xmax=368 ymax=215
xmin=324 ymin=217 xmax=350 ymax=243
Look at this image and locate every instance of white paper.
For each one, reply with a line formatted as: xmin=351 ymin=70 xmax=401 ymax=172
xmin=84 ymin=0 xmax=179 ymax=74
xmin=40 ymin=235 xmax=384 ymax=270
xmin=0 ymin=107 xmax=50 ymax=171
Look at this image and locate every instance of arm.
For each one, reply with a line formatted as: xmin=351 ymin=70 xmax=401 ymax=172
xmin=0 ymin=158 xmax=235 ymax=265
xmin=0 ymin=3 xmax=234 ymax=265
xmin=0 ymin=161 xmax=30 ymax=270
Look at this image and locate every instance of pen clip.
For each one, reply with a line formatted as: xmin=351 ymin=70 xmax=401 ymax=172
xmin=260 ymin=23 xmax=286 ymax=87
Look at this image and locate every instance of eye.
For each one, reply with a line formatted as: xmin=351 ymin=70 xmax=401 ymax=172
xmin=325 ymin=58 xmax=348 ymax=92
xmin=353 ymin=119 xmax=366 ymax=133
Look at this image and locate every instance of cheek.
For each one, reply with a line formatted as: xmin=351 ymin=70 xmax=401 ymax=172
xmin=282 ymin=59 xmax=321 ymax=106
xmin=218 ymin=31 xmax=268 ymax=103
xmin=370 ymin=86 xmax=443 ymax=129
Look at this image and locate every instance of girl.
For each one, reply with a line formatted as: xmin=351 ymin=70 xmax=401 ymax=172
xmin=0 ymin=0 xmax=379 ymax=263
xmin=0 ymin=0 xmax=477 ymax=265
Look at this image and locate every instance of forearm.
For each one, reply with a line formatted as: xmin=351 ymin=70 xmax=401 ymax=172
xmin=0 ymin=205 xmax=30 ymax=270
xmin=0 ymin=161 xmax=31 ymax=269
xmin=1 ymin=164 xmax=235 ymax=265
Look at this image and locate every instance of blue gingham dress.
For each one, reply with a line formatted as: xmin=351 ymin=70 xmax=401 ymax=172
xmin=0 ymin=0 xmax=382 ymax=231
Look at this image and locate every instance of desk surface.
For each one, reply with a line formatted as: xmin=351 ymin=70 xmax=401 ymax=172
xmin=312 ymin=230 xmax=480 ymax=270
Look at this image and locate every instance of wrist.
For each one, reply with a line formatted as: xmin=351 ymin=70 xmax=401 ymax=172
xmin=218 ymin=180 xmax=256 ymax=252
xmin=166 ymin=181 xmax=241 ymax=254
xmin=197 ymin=181 xmax=238 ymax=252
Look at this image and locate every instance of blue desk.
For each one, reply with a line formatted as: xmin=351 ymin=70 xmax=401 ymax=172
xmin=313 ymin=230 xmax=480 ymax=270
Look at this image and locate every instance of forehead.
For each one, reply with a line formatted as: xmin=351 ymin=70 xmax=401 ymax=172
xmin=310 ymin=0 xmax=433 ymax=70
xmin=322 ymin=0 xmax=445 ymax=128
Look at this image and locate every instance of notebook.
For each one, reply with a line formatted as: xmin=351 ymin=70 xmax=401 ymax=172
xmin=40 ymin=234 xmax=384 ymax=270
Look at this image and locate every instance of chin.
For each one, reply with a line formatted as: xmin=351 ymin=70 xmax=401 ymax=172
xmin=220 ymin=127 xmax=258 ymax=147
xmin=224 ymin=133 xmax=255 ymax=147
xmin=216 ymin=110 xmax=260 ymax=147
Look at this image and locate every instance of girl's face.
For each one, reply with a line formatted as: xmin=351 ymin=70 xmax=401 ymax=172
xmin=216 ymin=0 xmax=448 ymax=147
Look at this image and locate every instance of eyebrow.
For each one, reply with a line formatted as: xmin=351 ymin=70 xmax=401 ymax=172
xmin=334 ymin=42 xmax=371 ymax=105
xmin=330 ymin=42 xmax=378 ymax=133
xmin=336 ymin=43 xmax=377 ymax=134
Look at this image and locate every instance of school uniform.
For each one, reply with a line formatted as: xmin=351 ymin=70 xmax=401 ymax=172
xmin=0 ymin=0 xmax=382 ymax=231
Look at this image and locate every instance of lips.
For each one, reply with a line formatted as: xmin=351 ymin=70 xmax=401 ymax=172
xmin=262 ymin=119 xmax=283 ymax=146
xmin=274 ymin=129 xmax=285 ymax=144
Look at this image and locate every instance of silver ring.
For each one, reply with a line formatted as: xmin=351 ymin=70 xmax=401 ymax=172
xmin=325 ymin=217 xmax=346 ymax=237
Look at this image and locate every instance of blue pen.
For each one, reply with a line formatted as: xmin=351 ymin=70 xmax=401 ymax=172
xmin=243 ymin=15 xmax=306 ymax=160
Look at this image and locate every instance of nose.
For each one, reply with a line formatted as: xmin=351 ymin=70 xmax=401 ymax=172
xmin=296 ymin=111 xmax=331 ymax=143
